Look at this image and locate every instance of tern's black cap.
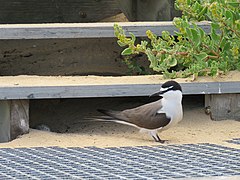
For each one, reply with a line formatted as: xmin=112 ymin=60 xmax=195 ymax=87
xmin=150 ymin=80 xmax=182 ymax=97
xmin=161 ymin=81 xmax=182 ymax=92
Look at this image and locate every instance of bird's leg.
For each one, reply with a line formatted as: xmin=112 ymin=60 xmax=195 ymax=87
xmin=151 ymin=135 xmax=159 ymax=142
xmin=155 ymin=134 xmax=165 ymax=143
xmin=150 ymin=131 xmax=165 ymax=143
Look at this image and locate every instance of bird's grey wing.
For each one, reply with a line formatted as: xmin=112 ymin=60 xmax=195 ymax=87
xmin=119 ymin=100 xmax=171 ymax=129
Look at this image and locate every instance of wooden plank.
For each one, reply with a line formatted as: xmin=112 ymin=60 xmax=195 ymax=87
xmin=205 ymin=94 xmax=240 ymax=121
xmin=0 ymin=81 xmax=239 ymax=100
xmin=0 ymin=101 xmax=11 ymax=143
xmin=0 ymin=0 xmax=121 ymax=23
xmin=0 ymin=21 xmax=211 ymax=39
xmin=10 ymin=100 xmax=29 ymax=140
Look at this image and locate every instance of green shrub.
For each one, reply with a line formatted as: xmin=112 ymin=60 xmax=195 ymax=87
xmin=114 ymin=0 xmax=240 ymax=78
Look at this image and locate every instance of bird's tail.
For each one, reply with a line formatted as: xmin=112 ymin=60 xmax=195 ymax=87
xmin=82 ymin=109 xmax=121 ymax=122
xmin=96 ymin=109 xmax=138 ymax=128
xmin=97 ymin=109 xmax=120 ymax=118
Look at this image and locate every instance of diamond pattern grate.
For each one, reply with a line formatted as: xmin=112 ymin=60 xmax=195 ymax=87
xmin=226 ymin=138 xmax=240 ymax=145
xmin=0 ymin=143 xmax=239 ymax=179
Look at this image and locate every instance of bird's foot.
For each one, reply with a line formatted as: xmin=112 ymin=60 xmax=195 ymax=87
xmin=152 ymin=134 xmax=166 ymax=143
xmin=157 ymin=139 xmax=166 ymax=143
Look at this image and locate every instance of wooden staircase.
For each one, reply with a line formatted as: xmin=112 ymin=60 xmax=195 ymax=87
xmin=0 ymin=1 xmax=239 ymax=143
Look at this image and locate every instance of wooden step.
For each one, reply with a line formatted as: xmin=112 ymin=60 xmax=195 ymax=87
xmin=0 ymin=21 xmax=211 ymax=39
xmin=0 ymin=75 xmax=239 ymax=100
xmin=1 ymin=74 xmax=239 ymax=143
xmin=0 ymin=21 xmax=238 ymax=143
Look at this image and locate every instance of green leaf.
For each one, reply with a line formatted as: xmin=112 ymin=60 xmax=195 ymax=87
xmin=129 ymin=32 xmax=136 ymax=43
xmin=237 ymin=23 xmax=240 ymax=31
xmin=227 ymin=2 xmax=240 ymax=8
xmin=152 ymin=66 xmax=162 ymax=72
xmin=220 ymin=37 xmax=227 ymax=49
xmin=174 ymin=31 xmax=183 ymax=37
xmin=155 ymin=44 xmax=162 ymax=51
xmin=211 ymin=29 xmax=220 ymax=43
xmin=168 ymin=58 xmax=178 ymax=67
xmin=194 ymin=52 xmax=208 ymax=61
xmin=211 ymin=23 xmax=220 ymax=30
xmin=198 ymin=6 xmax=207 ymax=17
xmin=210 ymin=61 xmax=218 ymax=76
xmin=226 ymin=10 xmax=234 ymax=20
xmin=121 ymin=48 xmax=133 ymax=55
xmin=186 ymin=28 xmax=193 ymax=40
xmin=140 ymin=40 xmax=148 ymax=50
xmin=117 ymin=40 xmax=127 ymax=47
xmin=198 ymin=27 xmax=205 ymax=39
xmin=193 ymin=2 xmax=201 ymax=12
xmin=113 ymin=24 xmax=119 ymax=37
xmin=146 ymin=50 xmax=157 ymax=68
xmin=223 ymin=42 xmax=231 ymax=51
xmin=174 ymin=3 xmax=179 ymax=10
xmin=162 ymin=31 xmax=170 ymax=41
xmin=191 ymin=28 xmax=201 ymax=46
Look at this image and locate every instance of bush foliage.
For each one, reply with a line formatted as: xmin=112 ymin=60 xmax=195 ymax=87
xmin=114 ymin=0 xmax=240 ymax=78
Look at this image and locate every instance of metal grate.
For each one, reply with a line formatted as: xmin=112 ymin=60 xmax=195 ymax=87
xmin=0 ymin=143 xmax=239 ymax=179
xmin=226 ymin=138 xmax=240 ymax=145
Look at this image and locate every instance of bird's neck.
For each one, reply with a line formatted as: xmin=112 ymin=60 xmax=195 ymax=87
xmin=161 ymin=92 xmax=183 ymax=122
xmin=162 ymin=91 xmax=182 ymax=104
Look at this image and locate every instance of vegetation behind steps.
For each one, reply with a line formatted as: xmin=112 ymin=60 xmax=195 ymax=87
xmin=114 ymin=0 xmax=240 ymax=79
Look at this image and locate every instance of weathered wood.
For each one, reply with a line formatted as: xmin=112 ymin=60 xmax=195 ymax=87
xmin=117 ymin=0 xmax=136 ymax=21
xmin=0 ymin=78 xmax=239 ymax=100
xmin=205 ymin=94 xmax=240 ymax=121
xmin=0 ymin=22 xmax=211 ymax=76
xmin=10 ymin=100 xmax=29 ymax=140
xmin=0 ymin=38 xmax=135 ymax=76
xmin=135 ymin=0 xmax=181 ymax=21
xmin=0 ymin=22 xmax=211 ymax=39
xmin=0 ymin=101 xmax=10 ymax=143
xmin=0 ymin=0 xmax=121 ymax=23
xmin=118 ymin=0 xmax=181 ymax=21
xmin=0 ymin=100 xmax=29 ymax=142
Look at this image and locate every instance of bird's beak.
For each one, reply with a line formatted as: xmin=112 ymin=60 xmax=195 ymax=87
xmin=149 ymin=90 xmax=163 ymax=97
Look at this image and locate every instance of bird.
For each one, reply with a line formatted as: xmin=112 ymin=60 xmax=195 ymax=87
xmin=96 ymin=80 xmax=183 ymax=143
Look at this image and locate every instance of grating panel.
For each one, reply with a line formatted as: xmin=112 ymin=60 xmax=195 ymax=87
xmin=0 ymin=143 xmax=239 ymax=179
xmin=226 ymin=138 xmax=240 ymax=145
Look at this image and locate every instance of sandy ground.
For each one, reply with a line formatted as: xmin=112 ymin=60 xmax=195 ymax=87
xmin=0 ymin=96 xmax=239 ymax=149
xmin=0 ymin=70 xmax=240 ymax=87
xmin=0 ymin=71 xmax=239 ymax=149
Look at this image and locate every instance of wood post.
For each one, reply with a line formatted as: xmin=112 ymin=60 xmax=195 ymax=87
xmin=205 ymin=94 xmax=240 ymax=121
xmin=10 ymin=100 xmax=29 ymax=140
xmin=0 ymin=101 xmax=10 ymax=142
xmin=0 ymin=100 xmax=29 ymax=143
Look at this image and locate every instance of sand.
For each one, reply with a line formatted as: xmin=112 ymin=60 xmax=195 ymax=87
xmin=0 ymin=70 xmax=239 ymax=87
xmin=0 ymin=105 xmax=239 ymax=149
xmin=0 ymin=71 xmax=239 ymax=149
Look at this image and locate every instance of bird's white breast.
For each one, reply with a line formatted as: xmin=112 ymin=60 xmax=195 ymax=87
xmin=157 ymin=91 xmax=183 ymax=130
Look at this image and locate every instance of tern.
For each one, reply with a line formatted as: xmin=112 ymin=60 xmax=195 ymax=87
xmin=97 ymin=80 xmax=183 ymax=143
